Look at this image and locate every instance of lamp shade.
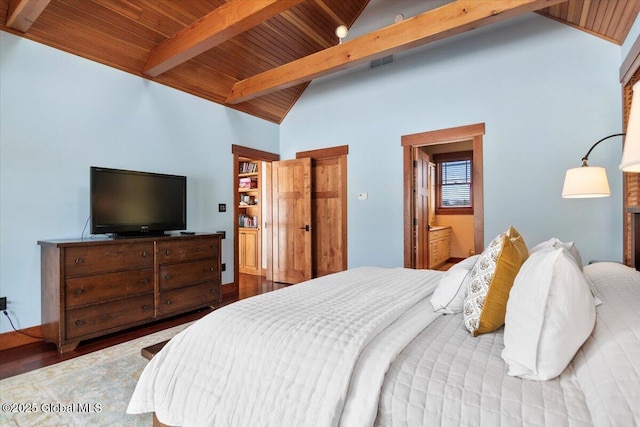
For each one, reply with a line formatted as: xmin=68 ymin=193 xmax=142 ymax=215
xmin=620 ymin=81 xmax=640 ymax=172
xmin=562 ymin=166 xmax=611 ymax=198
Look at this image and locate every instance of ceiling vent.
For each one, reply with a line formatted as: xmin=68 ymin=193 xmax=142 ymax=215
xmin=370 ymin=55 xmax=394 ymax=69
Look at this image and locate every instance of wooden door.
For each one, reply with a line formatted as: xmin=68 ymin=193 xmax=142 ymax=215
xmin=309 ymin=155 xmax=347 ymax=277
xmin=415 ymin=149 xmax=430 ymax=269
xmin=272 ymin=158 xmax=312 ymax=284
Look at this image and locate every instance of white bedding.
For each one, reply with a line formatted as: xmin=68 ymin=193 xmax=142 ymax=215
xmin=128 ymin=262 xmax=640 ymax=427
xmin=375 ymin=314 xmax=592 ymax=426
xmin=570 ymin=262 xmax=640 ymax=426
xmin=376 ymin=262 xmax=640 ymax=427
xmin=128 ymin=266 xmax=443 ymax=426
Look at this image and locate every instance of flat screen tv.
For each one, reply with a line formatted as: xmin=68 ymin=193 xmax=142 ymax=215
xmin=90 ymin=166 xmax=186 ymax=238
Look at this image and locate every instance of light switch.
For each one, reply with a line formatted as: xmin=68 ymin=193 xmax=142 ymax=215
xmin=357 ymin=192 xmax=368 ymax=200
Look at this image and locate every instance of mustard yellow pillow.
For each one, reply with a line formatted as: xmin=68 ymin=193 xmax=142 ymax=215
xmin=463 ymin=226 xmax=528 ymax=336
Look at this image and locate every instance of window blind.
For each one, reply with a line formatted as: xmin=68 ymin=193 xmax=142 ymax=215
xmin=440 ymin=159 xmax=471 ymax=207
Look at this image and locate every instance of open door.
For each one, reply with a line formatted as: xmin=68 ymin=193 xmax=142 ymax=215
xmin=415 ymin=149 xmax=430 ymax=269
xmin=272 ymin=158 xmax=312 ymax=283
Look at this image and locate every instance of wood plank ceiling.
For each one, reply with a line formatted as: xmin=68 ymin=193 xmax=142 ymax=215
xmin=2 ymin=0 xmax=639 ymax=124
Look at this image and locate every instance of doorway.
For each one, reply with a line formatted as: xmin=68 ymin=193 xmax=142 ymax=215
xmin=231 ymin=145 xmax=348 ymax=294
xmin=402 ymin=123 xmax=485 ymax=268
xmin=231 ymin=144 xmax=279 ymax=301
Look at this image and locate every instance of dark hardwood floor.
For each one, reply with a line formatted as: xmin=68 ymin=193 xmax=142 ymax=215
xmin=0 ymin=274 xmax=288 ymax=380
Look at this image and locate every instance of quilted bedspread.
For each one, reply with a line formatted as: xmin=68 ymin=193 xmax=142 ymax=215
xmin=129 ymin=262 xmax=640 ymax=427
xmin=127 ymin=267 xmax=443 ymax=427
xmin=376 ymin=262 xmax=640 ymax=427
xmin=375 ymin=314 xmax=592 ymax=426
xmin=571 ymin=262 xmax=640 ymax=426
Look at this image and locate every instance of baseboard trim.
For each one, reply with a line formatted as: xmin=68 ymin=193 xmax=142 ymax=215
xmin=0 ymin=325 xmax=43 ymax=351
xmin=221 ymin=281 xmax=238 ymax=304
xmin=221 ymin=281 xmax=237 ymax=295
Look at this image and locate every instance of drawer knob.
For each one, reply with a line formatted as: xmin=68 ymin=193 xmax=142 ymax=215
xmin=142 ymin=304 xmax=151 ymax=311
xmin=74 ymin=319 xmax=85 ymax=327
xmin=141 ymin=251 xmax=148 ymax=257
xmin=74 ymin=288 xmax=84 ymax=295
xmin=210 ymin=245 xmax=217 ymax=250
xmin=164 ymin=275 xmax=170 ymax=281
xmin=165 ymin=249 xmax=171 ymax=255
xmin=211 ymin=289 xmax=217 ymax=295
xmin=165 ymin=300 xmax=172 ymax=305
xmin=75 ymin=258 xmax=83 ymax=264
xmin=141 ymin=278 xmax=149 ymax=285
xmin=210 ymin=267 xmax=215 ymax=272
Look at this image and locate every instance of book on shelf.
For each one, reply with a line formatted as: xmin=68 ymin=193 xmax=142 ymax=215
xmin=239 ymin=161 xmax=258 ymax=174
xmin=238 ymin=215 xmax=258 ymax=228
xmin=239 ymin=195 xmax=258 ymax=206
xmin=238 ymin=177 xmax=258 ymax=190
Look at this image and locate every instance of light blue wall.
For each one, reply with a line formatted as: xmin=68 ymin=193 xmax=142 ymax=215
xmin=0 ymin=32 xmax=279 ymax=332
xmin=280 ymin=14 xmax=623 ymax=269
xmin=0 ymin=12 xmax=629 ymax=333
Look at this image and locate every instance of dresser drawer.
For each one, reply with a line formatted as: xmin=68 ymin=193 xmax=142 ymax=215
xmin=64 ymin=243 xmax=153 ymax=276
xmin=65 ymin=268 xmax=154 ymax=308
xmin=157 ymin=283 xmax=220 ymax=317
xmin=65 ymin=294 xmax=154 ymax=340
xmin=159 ymin=259 xmax=219 ymax=291
xmin=157 ymin=237 xmax=219 ymax=264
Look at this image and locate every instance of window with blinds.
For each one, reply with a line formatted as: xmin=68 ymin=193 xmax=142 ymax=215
xmin=435 ymin=151 xmax=473 ymax=215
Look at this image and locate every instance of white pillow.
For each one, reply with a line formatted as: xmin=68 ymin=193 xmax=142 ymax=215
xmin=430 ymin=255 xmax=480 ymax=314
xmin=501 ymin=247 xmax=596 ymax=381
xmin=529 ymin=237 xmax=583 ymax=270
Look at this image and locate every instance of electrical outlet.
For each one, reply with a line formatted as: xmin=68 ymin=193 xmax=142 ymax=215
xmin=221 ymin=263 xmax=226 ymax=272
xmin=0 ymin=297 xmax=6 ymax=311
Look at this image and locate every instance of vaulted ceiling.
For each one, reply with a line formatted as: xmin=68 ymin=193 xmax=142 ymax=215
xmin=2 ymin=0 xmax=639 ymax=123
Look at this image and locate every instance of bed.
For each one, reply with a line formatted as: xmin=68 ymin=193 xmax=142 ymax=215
xmin=127 ymin=229 xmax=640 ymax=427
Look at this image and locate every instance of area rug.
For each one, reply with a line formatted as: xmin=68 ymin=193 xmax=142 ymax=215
xmin=0 ymin=322 xmax=192 ymax=426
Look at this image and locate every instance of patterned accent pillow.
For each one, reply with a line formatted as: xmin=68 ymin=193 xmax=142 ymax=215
xmin=463 ymin=226 xmax=529 ymax=336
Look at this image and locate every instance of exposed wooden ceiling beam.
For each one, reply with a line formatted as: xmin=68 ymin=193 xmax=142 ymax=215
xmin=6 ymin=0 xmax=51 ymax=32
xmin=143 ymin=0 xmax=305 ymax=77
xmin=226 ymin=0 xmax=566 ymax=104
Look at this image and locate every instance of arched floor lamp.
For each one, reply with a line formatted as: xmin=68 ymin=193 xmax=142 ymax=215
xmin=562 ymin=81 xmax=640 ymax=198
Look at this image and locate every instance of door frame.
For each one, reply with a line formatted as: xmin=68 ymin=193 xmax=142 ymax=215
xmin=402 ymin=123 xmax=485 ymax=268
xmin=231 ymin=144 xmax=279 ymax=300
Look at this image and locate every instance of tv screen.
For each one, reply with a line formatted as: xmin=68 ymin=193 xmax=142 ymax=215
xmin=90 ymin=166 xmax=186 ymax=237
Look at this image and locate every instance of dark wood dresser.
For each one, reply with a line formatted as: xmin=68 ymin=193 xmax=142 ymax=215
xmin=38 ymin=233 xmax=221 ymax=352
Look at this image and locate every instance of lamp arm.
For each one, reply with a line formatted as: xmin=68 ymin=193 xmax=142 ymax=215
xmin=582 ymin=133 xmax=626 ymax=164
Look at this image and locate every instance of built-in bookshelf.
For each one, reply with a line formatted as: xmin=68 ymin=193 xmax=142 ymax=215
xmin=238 ymin=158 xmax=261 ymax=275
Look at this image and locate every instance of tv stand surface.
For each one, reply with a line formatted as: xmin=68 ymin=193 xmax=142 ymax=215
xmin=112 ymin=231 xmax=169 ymax=239
xmin=38 ymin=233 xmax=222 ymax=353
